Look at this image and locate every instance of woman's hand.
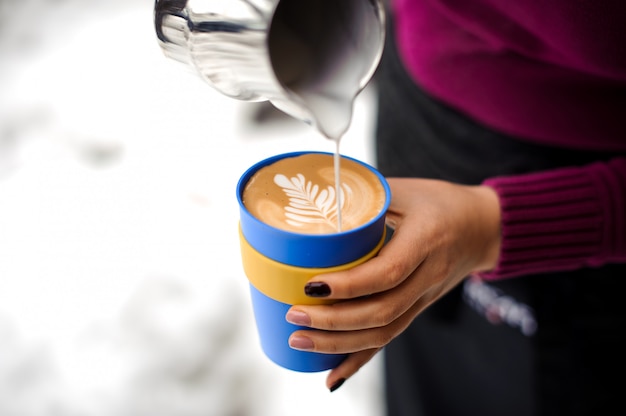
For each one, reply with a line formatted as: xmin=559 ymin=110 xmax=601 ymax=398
xmin=284 ymin=177 xmax=502 ymax=391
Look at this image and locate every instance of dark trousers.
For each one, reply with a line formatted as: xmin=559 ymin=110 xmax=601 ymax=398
xmin=374 ymin=13 xmax=626 ymax=416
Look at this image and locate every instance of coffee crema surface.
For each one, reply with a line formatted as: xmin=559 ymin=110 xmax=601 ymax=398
xmin=242 ymin=153 xmax=386 ymax=234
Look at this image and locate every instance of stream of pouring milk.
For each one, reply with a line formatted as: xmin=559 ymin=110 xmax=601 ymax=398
xmin=334 ymin=140 xmax=343 ymax=232
xmin=302 ymin=89 xmax=357 ymax=232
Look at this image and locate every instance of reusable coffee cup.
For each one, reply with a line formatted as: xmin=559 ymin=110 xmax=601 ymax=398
xmin=237 ymin=151 xmax=391 ymax=372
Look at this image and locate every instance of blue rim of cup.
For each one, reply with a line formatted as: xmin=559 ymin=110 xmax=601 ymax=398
xmin=236 ymin=151 xmax=391 ymax=268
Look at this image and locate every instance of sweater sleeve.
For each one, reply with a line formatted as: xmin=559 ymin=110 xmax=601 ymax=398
xmin=479 ymin=157 xmax=626 ymax=280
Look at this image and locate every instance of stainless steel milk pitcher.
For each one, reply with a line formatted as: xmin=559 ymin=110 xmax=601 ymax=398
xmin=154 ymin=0 xmax=385 ymax=139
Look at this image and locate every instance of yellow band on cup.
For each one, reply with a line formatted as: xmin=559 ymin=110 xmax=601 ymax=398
xmin=239 ymin=225 xmax=386 ymax=306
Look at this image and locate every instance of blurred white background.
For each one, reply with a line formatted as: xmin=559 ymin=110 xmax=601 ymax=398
xmin=0 ymin=1 xmax=384 ymax=415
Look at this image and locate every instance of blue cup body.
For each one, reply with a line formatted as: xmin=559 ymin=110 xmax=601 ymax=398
xmin=237 ymin=151 xmax=390 ymax=372
xmin=249 ymin=284 xmax=346 ymax=372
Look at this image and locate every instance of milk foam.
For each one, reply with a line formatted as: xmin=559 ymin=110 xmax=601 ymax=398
xmin=243 ymin=154 xmax=385 ymax=234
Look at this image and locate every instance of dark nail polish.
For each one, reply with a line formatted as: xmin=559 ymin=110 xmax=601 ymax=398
xmin=330 ymin=378 xmax=346 ymax=393
xmin=304 ymin=282 xmax=331 ymax=297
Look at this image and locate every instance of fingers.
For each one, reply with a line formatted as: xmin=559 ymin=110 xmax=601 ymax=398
xmin=288 ymin=280 xmax=419 ymax=332
xmin=288 ymin=295 xmax=429 ymax=353
xmin=326 ymin=348 xmax=381 ymax=392
xmin=306 ymin=224 xmax=425 ymax=301
xmin=288 ymin=319 xmax=389 ymax=353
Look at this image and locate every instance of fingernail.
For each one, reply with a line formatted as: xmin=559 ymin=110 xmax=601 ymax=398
xmin=330 ymin=378 xmax=346 ymax=393
xmin=289 ymin=335 xmax=314 ymax=351
xmin=304 ymin=282 xmax=331 ymax=297
xmin=285 ymin=310 xmax=311 ymax=326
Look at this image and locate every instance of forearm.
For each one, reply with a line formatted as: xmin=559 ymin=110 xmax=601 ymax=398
xmin=480 ymin=157 xmax=626 ymax=280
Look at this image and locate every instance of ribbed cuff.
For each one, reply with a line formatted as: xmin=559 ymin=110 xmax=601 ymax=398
xmin=479 ymin=165 xmax=607 ymax=280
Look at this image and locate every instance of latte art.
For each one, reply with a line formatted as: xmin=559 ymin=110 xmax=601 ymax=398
xmin=243 ymin=153 xmax=386 ymax=234
xmin=273 ymin=173 xmax=350 ymax=229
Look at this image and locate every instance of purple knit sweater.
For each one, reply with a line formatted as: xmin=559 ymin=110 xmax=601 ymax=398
xmin=392 ymin=0 xmax=626 ymax=279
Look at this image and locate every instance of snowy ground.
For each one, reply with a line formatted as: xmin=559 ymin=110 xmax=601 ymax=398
xmin=0 ymin=1 xmax=384 ymax=415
